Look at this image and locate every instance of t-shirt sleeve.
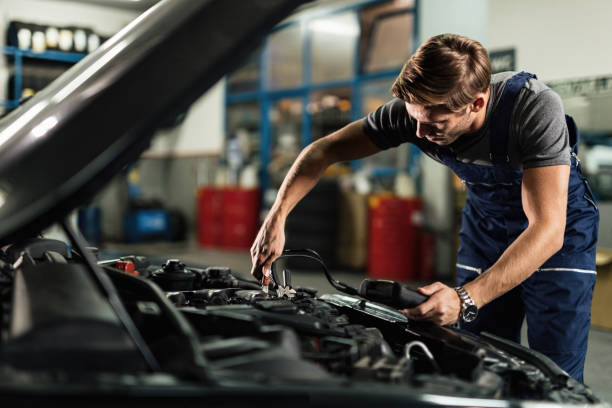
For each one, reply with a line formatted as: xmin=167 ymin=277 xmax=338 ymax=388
xmin=361 ymin=97 xmax=416 ymax=150
xmin=515 ymin=89 xmax=570 ymax=169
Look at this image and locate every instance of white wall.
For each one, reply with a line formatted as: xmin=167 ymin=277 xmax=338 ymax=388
xmin=489 ymin=0 xmax=612 ymax=81
xmin=144 ymin=80 xmax=225 ymax=157
xmin=418 ymin=0 xmax=488 ymax=278
xmin=420 ymin=0 xmax=488 ymax=46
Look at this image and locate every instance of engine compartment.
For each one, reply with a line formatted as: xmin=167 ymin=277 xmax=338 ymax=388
xmin=0 ymin=239 xmax=602 ymax=406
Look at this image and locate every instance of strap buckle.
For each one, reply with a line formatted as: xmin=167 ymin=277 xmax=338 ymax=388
xmin=489 ymin=153 xmax=510 ymax=163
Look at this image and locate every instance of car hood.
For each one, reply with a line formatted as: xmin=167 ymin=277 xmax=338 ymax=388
xmin=0 ymin=0 xmax=306 ymax=245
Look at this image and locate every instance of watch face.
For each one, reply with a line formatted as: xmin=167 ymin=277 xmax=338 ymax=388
xmin=462 ymin=305 xmax=478 ymax=323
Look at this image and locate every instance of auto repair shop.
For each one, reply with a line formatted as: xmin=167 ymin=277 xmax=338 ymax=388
xmin=0 ymin=0 xmax=611 ymax=405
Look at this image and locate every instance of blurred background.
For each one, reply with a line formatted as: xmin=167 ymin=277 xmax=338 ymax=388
xmin=1 ymin=0 xmax=611 ymax=395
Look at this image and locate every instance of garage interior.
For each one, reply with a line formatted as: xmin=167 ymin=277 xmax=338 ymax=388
xmin=1 ymin=0 xmax=611 ymax=402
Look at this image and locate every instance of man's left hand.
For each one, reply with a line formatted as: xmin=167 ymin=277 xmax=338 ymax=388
xmin=400 ymin=282 xmax=461 ymax=326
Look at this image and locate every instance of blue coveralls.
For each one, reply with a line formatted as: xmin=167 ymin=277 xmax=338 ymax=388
xmin=441 ymin=72 xmax=599 ymax=382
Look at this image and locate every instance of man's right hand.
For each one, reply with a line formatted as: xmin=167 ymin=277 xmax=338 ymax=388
xmin=250 ymin=211 xmax=286 ymax=281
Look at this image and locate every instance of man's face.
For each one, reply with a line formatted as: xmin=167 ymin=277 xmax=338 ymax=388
xmin=404 ymin=102 xmax=473 ymax=146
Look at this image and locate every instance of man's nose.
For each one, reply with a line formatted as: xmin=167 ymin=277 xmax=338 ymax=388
xmin=416 ymin=122 xmax=431 ymax=138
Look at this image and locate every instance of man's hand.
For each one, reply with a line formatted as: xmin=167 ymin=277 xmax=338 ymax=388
xmin=400 ymin=282 xmax=460 ymax=326
xmin=250 ymin=211 xmax=285 ymax=281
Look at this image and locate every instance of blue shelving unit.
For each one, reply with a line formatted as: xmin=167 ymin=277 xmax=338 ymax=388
xmin=226 ymin=0 xmax=420 ymax=192
xmin=1 ymin=45 xmax=86 ymax=109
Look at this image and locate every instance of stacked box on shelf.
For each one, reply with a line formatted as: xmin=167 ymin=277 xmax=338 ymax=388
xmin=336 ymin=191 xmax=368 ymax=269
xmin=592 ymin=249 xmax=612 ymax=330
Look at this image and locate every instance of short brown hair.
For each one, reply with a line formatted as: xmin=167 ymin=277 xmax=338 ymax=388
xmin=391 ymin=33 xmax=491 ymax=111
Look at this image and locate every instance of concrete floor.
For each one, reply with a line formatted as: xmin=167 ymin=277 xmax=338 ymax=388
xmin=102 ymin=242 xmax=612 ymax=403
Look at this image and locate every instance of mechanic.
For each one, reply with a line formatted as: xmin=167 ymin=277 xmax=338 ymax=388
xmin=250 ymin=33 xmax=598 ymax=382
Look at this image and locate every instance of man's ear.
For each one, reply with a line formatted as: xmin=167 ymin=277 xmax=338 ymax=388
xmin=470 ymin=96 xmax=486 ymax=113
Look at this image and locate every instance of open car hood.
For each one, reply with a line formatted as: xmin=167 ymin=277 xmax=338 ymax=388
xmin=0 ymin=1 xmax=606 ymax=406
xmin=0 ymin=0 xmax=306 ymax=245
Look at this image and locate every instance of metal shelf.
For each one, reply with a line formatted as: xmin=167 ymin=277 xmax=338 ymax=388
xmin=226 ymin=0 xmax=420 ymax=191
xmin=1 ymin=45 xmax=86 ymax=109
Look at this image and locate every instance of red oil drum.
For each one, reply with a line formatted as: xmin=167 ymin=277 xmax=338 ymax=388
xmin=368 ymin=195 xmax=423 ymax=281
xmin=221 ymin=188 xmax=260 ymax=249
xmin=197 ymin=187 xmax=223 ymax=247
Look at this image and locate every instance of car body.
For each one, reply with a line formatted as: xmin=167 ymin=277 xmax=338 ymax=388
xmin=0 ymin=1 xmax=607 ymax=406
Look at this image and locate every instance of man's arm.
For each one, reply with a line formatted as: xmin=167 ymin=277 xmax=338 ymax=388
xmin=404 ymin=164 xmax=569 ymax=325
xmin=250 ymin=120 xmax=381 ymax=279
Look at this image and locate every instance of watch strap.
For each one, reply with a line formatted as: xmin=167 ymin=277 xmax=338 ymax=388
xmin=455 ymin=286 xmax=477 ymax=321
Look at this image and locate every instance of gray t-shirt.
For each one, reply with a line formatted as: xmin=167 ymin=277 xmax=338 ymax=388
xmin=362 ymin=72 xmax=570 ymax=170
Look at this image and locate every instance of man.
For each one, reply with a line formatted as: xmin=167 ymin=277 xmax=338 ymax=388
xmin=250 ymin=33 xmax=598 ymax=382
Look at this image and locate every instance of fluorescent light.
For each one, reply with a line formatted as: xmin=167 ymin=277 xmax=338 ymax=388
xmin=309 ymin=19 xmax=359 ymax=36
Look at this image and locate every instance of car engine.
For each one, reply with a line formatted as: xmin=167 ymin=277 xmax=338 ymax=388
xmin=0 ymin=238 xmax=602 ymax=406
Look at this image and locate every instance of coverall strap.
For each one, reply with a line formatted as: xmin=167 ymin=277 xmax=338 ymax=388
xmin=489 ymin=71 xmax=537 ymax=164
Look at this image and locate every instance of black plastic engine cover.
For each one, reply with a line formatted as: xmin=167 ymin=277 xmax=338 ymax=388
xmin=3 ymin=263 xmax=146 ymax=371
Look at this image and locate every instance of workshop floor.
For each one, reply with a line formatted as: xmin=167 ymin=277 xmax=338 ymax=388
xmin=102 ymin=242 xmax=612 ymax=403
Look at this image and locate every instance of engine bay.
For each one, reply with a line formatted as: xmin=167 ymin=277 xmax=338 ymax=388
xmin=0 ymin=238 xmax=602 ymax=406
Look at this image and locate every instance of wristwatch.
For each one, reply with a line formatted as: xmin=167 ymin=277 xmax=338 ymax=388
xmin=455 ymin=286 xmax=478 ymax=323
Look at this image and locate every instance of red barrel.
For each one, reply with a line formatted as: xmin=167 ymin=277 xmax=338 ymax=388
xmin=197 ymin=187 xmax=223 ymax=247
xmin=221 ymin=188 xmax=260 ymax=249
xmin=368 ymin=195 xmax=423 ymax=281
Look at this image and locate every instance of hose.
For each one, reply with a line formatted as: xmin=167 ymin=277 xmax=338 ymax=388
xmin=405 ymin=340 xmax=441 ymax=372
